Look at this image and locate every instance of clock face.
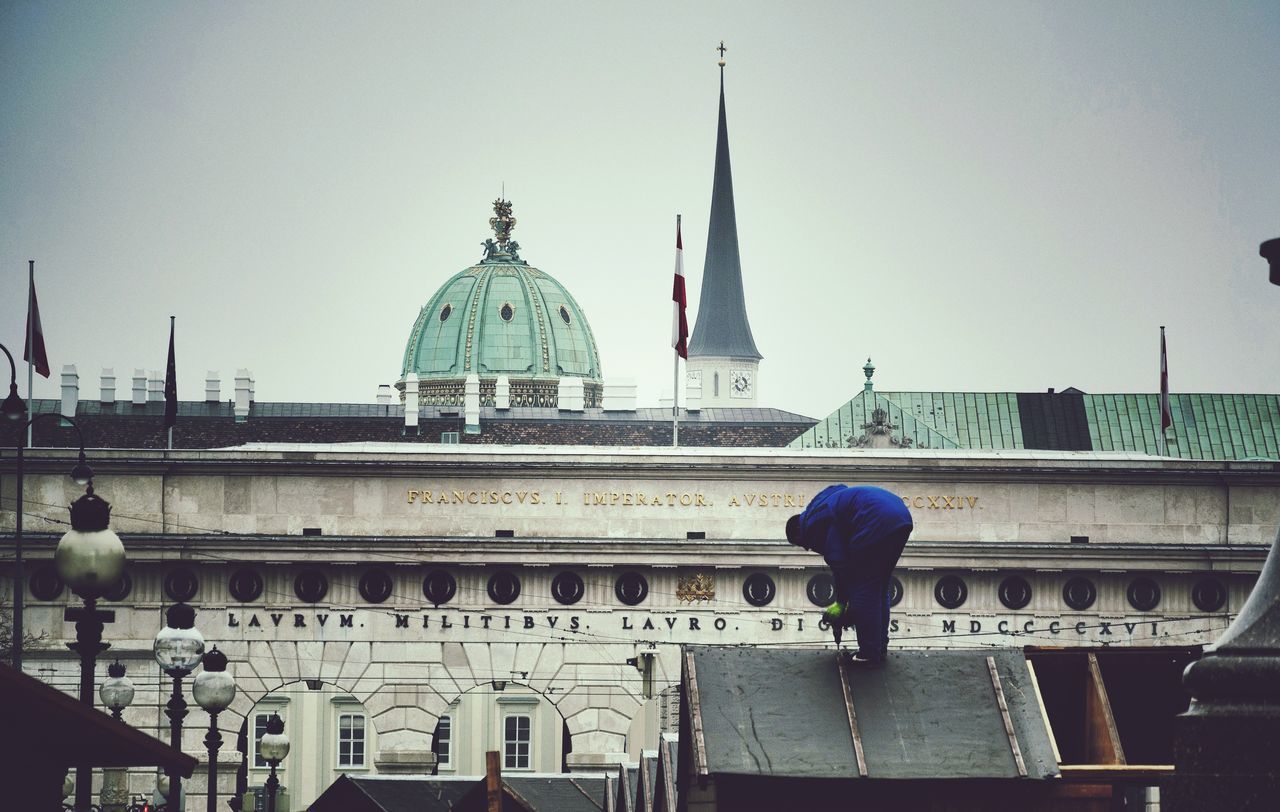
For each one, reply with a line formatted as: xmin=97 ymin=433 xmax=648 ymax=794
xmin=730 ymin=369 xmax=753 ymax=397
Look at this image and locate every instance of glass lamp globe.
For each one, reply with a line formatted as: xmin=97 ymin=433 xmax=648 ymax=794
xmin=1 ymin=383 xmax=25 ymax=420
xmin=99 ymin=661 xmax=135 ymax=714
xmin=258 ymin=712 xmax=290 ymax=763
xmin=54 ymin=490 xmax=125 ymax=600
xmin=193 ymin=646 xmax=237 ymax=714
xmin=154 ymin=603 xmax=205 ymax=675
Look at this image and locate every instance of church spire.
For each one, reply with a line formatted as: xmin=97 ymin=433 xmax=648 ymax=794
xmin=687 ymin=42 xmax=762 ymax=362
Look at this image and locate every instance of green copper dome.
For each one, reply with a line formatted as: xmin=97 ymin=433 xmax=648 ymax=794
xmin=400 ymin=200 xmax=603 ymax=407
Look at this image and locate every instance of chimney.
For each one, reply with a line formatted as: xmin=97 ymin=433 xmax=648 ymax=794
xmin=485 ymin=751 xmax=503 ymax=812
xmin=495 ymin=375 xmax=510 ymax=410
xmin=99 ymin=368 xmax=115 ymax=405
xmin=132 ymin=369 xmax=147 ymax=406
xmin=377 ymin=384 xmax=392 ymax=407
xmin=464 ymin=374 xmax=480 ymax=434
xmin=234 ymin=369 xmax=251 ymax=422
xmin=60 ymin=365 xmax=78 ymax=419
xmin=557 ymin=377 xmax=584 ymax=412
xmin=147 ymin=370 xmax=164 ymax=402
xmin=602 ymin=377 xmax=637 ymax=412
xmin=206 ymin=371 xmax=220 ymax=403
xmin=403 ymin=374 xmax=419 ymax=434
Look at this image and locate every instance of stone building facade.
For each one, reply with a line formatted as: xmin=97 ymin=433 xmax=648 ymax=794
xmin=3 ymin=443 xmax=1274 ymax=807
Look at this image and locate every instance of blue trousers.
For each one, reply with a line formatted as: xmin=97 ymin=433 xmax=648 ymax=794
xmin=834 ymin=527 xmax=911 ymax=657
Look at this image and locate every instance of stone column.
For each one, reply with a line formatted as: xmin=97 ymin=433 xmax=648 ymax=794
xmin=99 ymin=767 xmax=130 ymax=812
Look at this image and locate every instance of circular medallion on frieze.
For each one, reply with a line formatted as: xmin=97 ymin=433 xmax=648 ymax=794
xmin=615 ymin=572 xmax=648 ymax=606
xmin=998 ymin=576 xmax=1033 ymax=610
xmin=359 ymin=569 xmax=393 ymax=604
xmin=164 ymin=568 xmax=199 ymax=603
xmin=1191 ymin=578 xmax=1226 ymax=613
xmin=294 ymin=569 xmax=329 ymax=604
xmin=1127 ymin=577 xmax=1161 ymax=612
xmin=229 ymin=568 xmax=264 ymax=602
xmin=551 ymin=571 xmax=584 ymax=605
xmin=488 ymin=570 xmax=521 ymax=605
xmin=806 ymin=573 xmax=835 ymax=607
xmin=1063 ymin=577 xmax=1097 ymax=611
xmin=934 ymin=575 xmax=968 ymax=609
xmin=424 ymin=570 xmax=456 ymax=606
xmin=742 ymin=573 xmax=776 ymax=607
xmin=29 ymin=564 xmax=63 ymax=601
xmin=889 ymin=576 xmax=904 ymax=607
xmin=103 ymin=571 xmax=133 ymax=602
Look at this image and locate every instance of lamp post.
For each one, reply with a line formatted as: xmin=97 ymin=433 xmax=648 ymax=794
xmin=100 ymin=661 xmax=136 ymax=812
xmin=193 ymin=646 xmax=236 ymax=812
xmin=1167 ymin=238 xmax=1280 ymax=810
xmin=257 ymin=713 xmax=289 ymax=812
xmin=54 ymin=454 xmax=126 ymax=812
xmin=154 ymin=603 xmax=206 ymax=811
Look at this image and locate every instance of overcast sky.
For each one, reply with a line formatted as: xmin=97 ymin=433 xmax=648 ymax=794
xmin=2 ymin=1 xmax=1278 ymax=421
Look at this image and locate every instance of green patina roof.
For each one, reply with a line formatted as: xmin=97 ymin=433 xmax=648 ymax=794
xmin=401 ymin=202 xmax=602 ymax=383
xmin=790 ymin=388 xmax=1280 ymax=460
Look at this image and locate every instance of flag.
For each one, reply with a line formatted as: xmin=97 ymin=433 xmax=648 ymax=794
xmin=1159 ymin=326 xmax=1171 ymax=433
xmin=164 ymin=316 xmax=178 ymax=428
xmin=24 ymin=271 xmax=50 ymax=378
xmin=671 ymin=216 xmax=688 ymax=359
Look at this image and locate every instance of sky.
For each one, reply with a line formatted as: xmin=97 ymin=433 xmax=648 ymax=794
xmin=2 ymin=1 xmax=1278 ymax=422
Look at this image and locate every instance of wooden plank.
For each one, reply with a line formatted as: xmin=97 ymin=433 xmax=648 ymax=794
xmin=1084 ymin=652 xmax=1126 ymax=765
xmin=684 ymin=650 xmax=710 ymax=777
xmin=987 ymin=656 xmax=1028 ymax=777
xmin=836 ymin=654 xmax=869 ymax=777
xmin=1025 ymin=659 xmax=1062 ymax=766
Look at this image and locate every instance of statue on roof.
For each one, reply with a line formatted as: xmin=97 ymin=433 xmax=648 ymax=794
xmin=483 ymin=198 xmax=522 ymax=262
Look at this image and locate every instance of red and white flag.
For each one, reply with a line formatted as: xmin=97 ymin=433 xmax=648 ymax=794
xmin=25 ymin=266 xmax=50 ymax=378
xmin=671 ymin=215 xmax=688 ymax=359
xmin=1159 ymin=326 xmax=1172 ymax=433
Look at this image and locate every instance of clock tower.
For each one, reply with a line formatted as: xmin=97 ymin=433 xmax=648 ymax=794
xmin=686 ymin=45 xmax=763 ymax=407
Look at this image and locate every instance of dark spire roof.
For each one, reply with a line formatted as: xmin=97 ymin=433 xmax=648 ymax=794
xmin=687 ymin=65 xmax=762 ymax=360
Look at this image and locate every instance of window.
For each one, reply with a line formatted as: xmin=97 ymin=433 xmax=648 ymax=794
xmin=337 ymin=713 xmax=366 ymax=768
xmin=503 ymin=714 xmax=531 ymax=769
xmin=441 ymin=431 xmax=460 ymax=444
xmin=434 ymin=714 xmax=452 ymax=767
xmin=253 ymin=713 xmax=272 ymax=768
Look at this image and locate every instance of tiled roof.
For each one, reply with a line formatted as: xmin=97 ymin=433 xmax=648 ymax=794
xmin=790 ymin=390 xmax=1280 ymax=460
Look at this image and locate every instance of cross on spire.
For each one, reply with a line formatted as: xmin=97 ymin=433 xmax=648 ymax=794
xmin=717 ymin=40 xmax=726 ymax=68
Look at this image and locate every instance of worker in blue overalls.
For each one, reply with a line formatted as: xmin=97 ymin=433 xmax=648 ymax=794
xmin=786 ymin=484 xmax=913 ymax=666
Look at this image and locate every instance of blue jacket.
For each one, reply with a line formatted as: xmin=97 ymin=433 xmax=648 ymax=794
xmin=795 ymin=484 xmax=913 ymax=573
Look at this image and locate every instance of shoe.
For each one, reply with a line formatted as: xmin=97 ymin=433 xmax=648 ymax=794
xmin=846 ymin=651 xmax=886 ymax=668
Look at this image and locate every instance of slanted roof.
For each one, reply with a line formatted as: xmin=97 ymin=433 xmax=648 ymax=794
xmin=636 ymin=750 xmax=659 ymax=811
xmin=310 ymin=775 xmax=473 ymax=811
xmin=791 ymin=389 xmax=1280 ymax=459
xmin=681 ymin=646 xmax=1058 ymax=781
xmin=614 ymin=762 xmax=639 ymax=812
xmin=503 ymin=776 xmax=610 ymax=811
xmin=654 ymin=734 xmax=678 ymax=812
xmin=0 ymin=663 xmax=197 ymax=774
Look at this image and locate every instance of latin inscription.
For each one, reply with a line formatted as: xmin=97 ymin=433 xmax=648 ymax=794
xmin=404 ymin=487 xmax=981 ymax=511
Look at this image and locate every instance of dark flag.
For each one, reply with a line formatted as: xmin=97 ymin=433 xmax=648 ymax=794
xmin=25 ymin=263 xmax=50 ymax=378
xmin=164 ymin=316 xmax=177 ymax=429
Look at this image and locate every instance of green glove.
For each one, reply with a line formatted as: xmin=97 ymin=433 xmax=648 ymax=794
xmin=823 ymin=601 xmax=847 ymax=624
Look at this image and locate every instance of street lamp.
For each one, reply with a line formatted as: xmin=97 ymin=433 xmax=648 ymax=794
xmin=257 ymin=712 xmax=289 ymax=812
xmin=100 ymin=661 xmax=136 ymax=812
xmin=55 ymin=469 xmax=126 ymax=812
xmin=100 ymin=660 xmax=135 ymax=720
xmin=1167 ymin=238 xmax=1280 ymax=810
xmin=3 ymin=380 xmax=97 ymax=674
xmin=155 ymin=603 xmax=206 ymax=811
xmin=193 ymin=646 xmax=236 ymax=812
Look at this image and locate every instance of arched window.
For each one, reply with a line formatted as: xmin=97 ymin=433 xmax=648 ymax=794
xmin=713 ymin=372 xmax=719 ymax=397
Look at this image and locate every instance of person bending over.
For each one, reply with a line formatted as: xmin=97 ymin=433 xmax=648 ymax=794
xmin=786 ymin=484 xmax=913 ymax=665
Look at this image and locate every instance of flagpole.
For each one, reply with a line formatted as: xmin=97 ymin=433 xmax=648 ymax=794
xmin=673 ymin=216 xmax=681 ymax=448
xmin=26 ymin=261 xmax=34 ymax=448
xmin=1158 ymin=325 xmax=1167 ymax=457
